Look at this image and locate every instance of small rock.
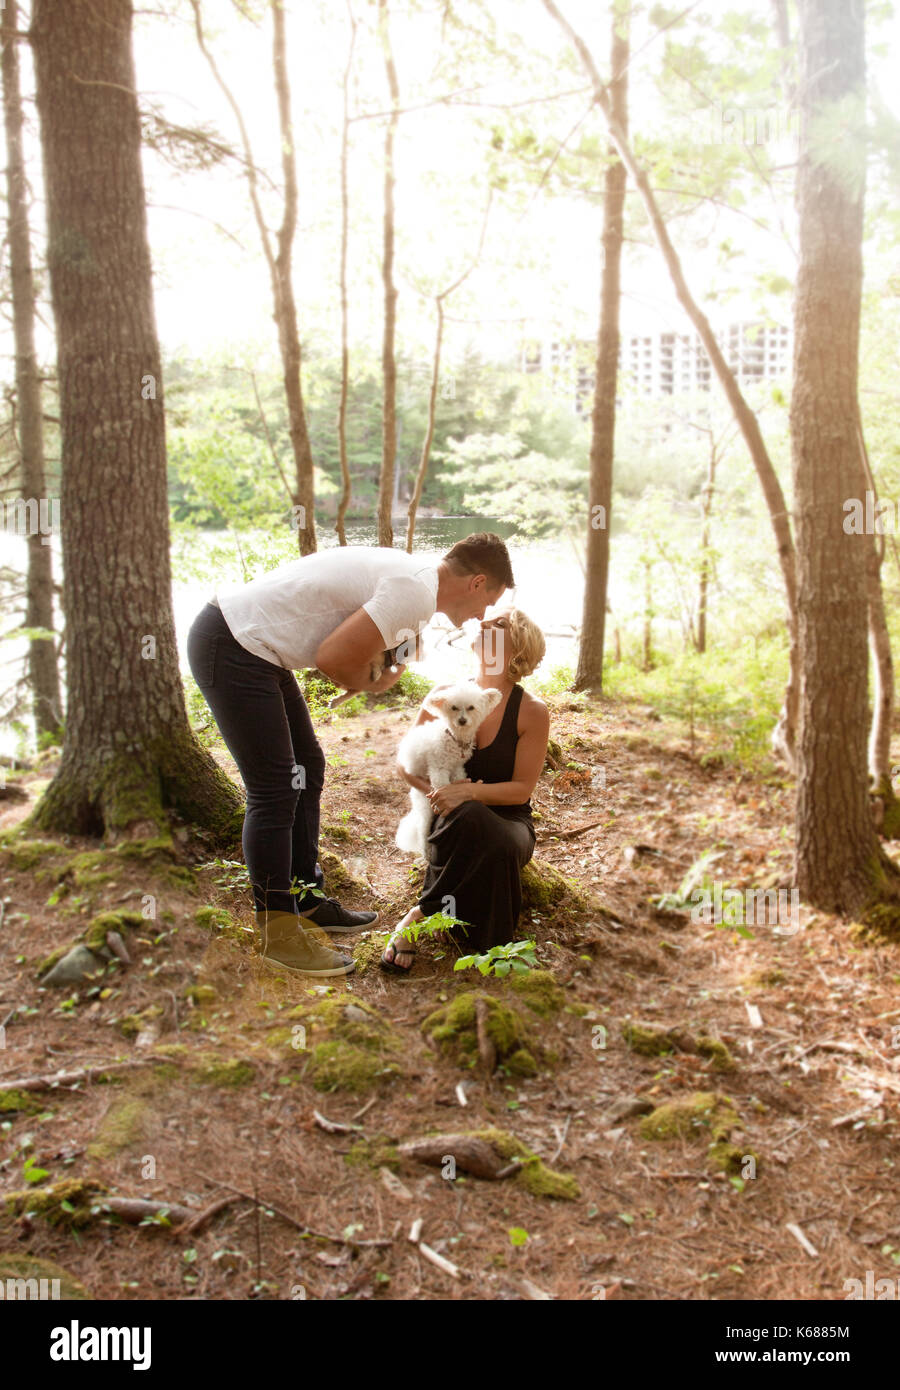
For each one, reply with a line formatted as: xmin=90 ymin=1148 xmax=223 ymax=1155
xmin=343 ymin=1004 xmax=370 ymax=1024
xmin=42 ymin=945 xmax=105 ymax=987
xmin=606 ymin=1096 xmax=655 ymax=1123
xmin=105 ymin=931 xmax=131 ymax=965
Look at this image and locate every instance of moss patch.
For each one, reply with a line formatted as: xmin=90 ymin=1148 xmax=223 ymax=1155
xmin=1 ymin=838 xmax=68 ymax=873
xmin=194 ymin=905 xmax=249 ymax=944
xmin=621 ymin=1021 xmax=678 ymax=1056
xmin=322 ymin=823 xmax=353 ymax=842
xmin=352 ymin=930 xmax=391 ymax=977
xmin=472 ymin=1127 xmax=579 ymax=1200
xmin=3 ymin=1178 xmax=107 ymax=1229
xmin=192 ymin=1056 xmax=255 ymax=1088
xmin=289 ymin=995 xmax=403 ymax=1093
xmin=709 ymin=1141 xmax=761 ymax=1176
xmin=320 ymin=849 xmax=370 ymax=900
xmin=508 ymin=969 xmax=566 ymax=1016
xmin=696 ymin=1036 xmax=738 ymax=1072
xmin=0 ymin=1089 xmax=45 ymax=1115
xmin=520 ymin=858 xmax=589 ymax=916
xmin=345 ymin=1133 xmax=401 ymax=1172
xmin=640 ymin=1091 xmax=738 ymax=1144
xmin=0 ymin=1253 xmax=92 ymax=1299
xmin=422 ymin=991 xmax=540 ymax=1074
xmin=87 ymin=1096 xmax=154 ymax=1159
xmin=83 ymin=910 xmax=146 ymax=952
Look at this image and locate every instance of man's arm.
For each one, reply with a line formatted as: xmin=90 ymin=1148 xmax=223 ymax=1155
xmin=314 ymin=608 xmax=405 ymax=692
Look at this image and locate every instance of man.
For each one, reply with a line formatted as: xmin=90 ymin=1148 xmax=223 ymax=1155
xmin=186 ymin=532 xmax=514 ymax=978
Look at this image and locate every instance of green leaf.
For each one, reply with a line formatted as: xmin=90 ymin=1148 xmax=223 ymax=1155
xmin=508 ymin=1226 xmax=529 ymax=1247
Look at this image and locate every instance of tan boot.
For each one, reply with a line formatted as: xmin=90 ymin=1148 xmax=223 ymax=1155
xmin=254 ymin=909 xmax=355 ymax=978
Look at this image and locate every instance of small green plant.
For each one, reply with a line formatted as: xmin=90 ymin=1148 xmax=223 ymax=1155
xmin=454 ymin=938 xmax=537 ymax=977
xmin=396 ymin=910 xmax=469 ymax=946
xmin=288 ymin=877 xmax=325 ymax=903
xmin=199 ymin=858 xmax=251 ymax=890
xmin=654 ymin=848 xmax=725 ymax=912
xmin=23 ymin=1154 xmax=49 ymax=1185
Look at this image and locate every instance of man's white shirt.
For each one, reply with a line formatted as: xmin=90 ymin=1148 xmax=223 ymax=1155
xmin=213 ymin=546 xmax=440 ymax=671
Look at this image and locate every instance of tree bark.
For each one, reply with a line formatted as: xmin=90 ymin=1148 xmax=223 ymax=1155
xmin=696 ymin=437 xmax=717 ymax=655
xmin=542 ymin=0 xmax=799 ymax=757
xmin=573 ymin=1 xmax=628 ymax=695
xmin=405 ymin=192 xmax=491 ymax=553
xmin=27 ymin=0 xmax=244 ymax=844
xmin=335 ymin=2 xmax=357 ymax=547
xmin=791 ymin=0 xmax=893 ymax=912
xmin=271 ymin=0 xmax=316 ymax=556
xmin=1 ymin=0 xmax=63 ymax=743
xmin=378 ymin=0 xmax=399 ymax=549
xmin=190 ymin=0 xmax=316 ymax=555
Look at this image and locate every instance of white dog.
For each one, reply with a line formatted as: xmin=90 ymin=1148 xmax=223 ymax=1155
xmin=395 ymin=681 xmax=503 ymax=857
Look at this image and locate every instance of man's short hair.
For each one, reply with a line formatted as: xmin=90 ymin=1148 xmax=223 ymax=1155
xmin=441 ymin=532 xmax=515 ymax=591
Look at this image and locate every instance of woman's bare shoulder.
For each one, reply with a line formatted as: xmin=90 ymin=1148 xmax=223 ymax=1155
xmin=518 ymin=689 xmax=550 ymax=730
xmin=519 ymin=688 xmax=549 ymax=716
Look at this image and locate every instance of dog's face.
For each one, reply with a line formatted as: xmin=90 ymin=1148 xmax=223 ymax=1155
xmin=424 ymin=682 xmax=503 ymax=734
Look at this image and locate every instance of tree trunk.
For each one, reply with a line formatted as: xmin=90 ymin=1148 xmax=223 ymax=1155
xmin=405 ymin=193 xmax=491 ymax=553
xmin=573 ymin=1 xmax=628 ymax=695
xmin=27 ymin=0 xmax=243 ymax=845
xmin=791 ymin=0 xmax=894 ymax=913
xmin=696 ymin=438 xmax=717 ymax=655
xmin=190 ymin=0 xmax=316 ymax=555
xmin=542 ymin=0 xmax=799 ymax=758
xmin=377 ymin=0 xmax=399 ymax=549
xmin=406 ymin=302 xmax=443 ymax=554
xmin=271 ymin=0 xmax=316 ymax=556
xmin=1 ymin=0 xmax=63 ymax=744
xmin=335 ymin=5 xmax=357 ymax=547
xmin=642 ymin=558 xmax=653 ymax=673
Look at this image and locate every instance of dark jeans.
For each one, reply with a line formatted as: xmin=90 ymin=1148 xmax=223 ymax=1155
xmin=186 ymin=601 xmax=326 ymax=914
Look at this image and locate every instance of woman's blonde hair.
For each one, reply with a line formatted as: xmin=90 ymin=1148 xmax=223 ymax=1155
xmin=489 ymin=606 xmax=546 ymax=683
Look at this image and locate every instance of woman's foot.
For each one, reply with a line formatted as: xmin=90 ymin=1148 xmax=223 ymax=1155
xmin=379 ymin=906 xmax=422 ymax=974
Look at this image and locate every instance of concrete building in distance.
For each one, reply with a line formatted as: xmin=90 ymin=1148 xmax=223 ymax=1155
xmin=520 ymin=319 xmax=792 ymax=414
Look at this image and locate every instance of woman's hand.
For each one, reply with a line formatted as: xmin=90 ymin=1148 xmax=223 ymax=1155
xmin=428 ymin=779 xmax=482 ymax=815
xmin=397 ymin=762 xmax=431 ymax=795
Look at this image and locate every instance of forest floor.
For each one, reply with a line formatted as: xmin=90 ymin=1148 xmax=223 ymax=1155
xmin=1 ymin=692 xmax=900 ymax=1303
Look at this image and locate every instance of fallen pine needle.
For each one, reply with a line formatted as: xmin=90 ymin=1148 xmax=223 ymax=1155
xmin=785 ymin=1222 xmax=819 ymax=1258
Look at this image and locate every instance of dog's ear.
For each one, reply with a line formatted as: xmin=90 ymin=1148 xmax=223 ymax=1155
xmin=423 ymin=690 xmax=447 ymax=717
xmin=482 ymin=688 xmax=504 ymax=712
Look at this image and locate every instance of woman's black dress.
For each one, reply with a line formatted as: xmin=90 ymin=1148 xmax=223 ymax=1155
xmin=417 ymin=682 xmax=537 ymax=952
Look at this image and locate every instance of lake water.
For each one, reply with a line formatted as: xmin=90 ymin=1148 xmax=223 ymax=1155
xmin=1 ymin=516 xmax=634 ymax=756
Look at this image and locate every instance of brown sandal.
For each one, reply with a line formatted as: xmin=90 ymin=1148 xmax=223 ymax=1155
xmin=379 ymin=932 xmax=416 ymax=975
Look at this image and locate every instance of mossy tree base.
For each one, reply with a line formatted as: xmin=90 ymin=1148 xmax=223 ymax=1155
xmin=22 ymin=731 xmax=245 ymax=850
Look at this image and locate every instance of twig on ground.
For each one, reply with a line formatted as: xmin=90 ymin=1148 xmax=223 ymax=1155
xmin=0 ymin=1058 xmax=155 ymax=1090
xmin=313 ymin=1108 xmax=362 ymax=1134
xmin=187 ymin=1172 xmax=392 ymax=1248
xmin=550 ymin=1115 xmax=571 ymax=1163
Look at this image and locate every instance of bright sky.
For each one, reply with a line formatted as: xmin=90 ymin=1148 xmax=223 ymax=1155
xmin=6 ymin=0 xmax=899 ymax=375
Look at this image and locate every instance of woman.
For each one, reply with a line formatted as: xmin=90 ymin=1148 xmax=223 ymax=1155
xmin=381 ymin=607 xmax=549 ymax=974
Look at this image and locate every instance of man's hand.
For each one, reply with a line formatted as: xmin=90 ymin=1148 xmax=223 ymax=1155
xmin=368 ymin=662 xmax=406 ymax=693
xmin=428 ymin=779 xmax=482 ymax=815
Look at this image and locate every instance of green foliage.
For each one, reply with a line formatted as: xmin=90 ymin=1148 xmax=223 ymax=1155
xmin=454 ymin=938 xmax=538 ymax=977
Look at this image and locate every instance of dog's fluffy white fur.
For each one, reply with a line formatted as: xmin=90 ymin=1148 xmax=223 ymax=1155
xmin=395 ymin=681 xmax=503 ymax=857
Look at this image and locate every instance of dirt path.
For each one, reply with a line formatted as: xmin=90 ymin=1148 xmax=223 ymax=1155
xmin=1 ymin=695 xmax=898 ymax=1301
